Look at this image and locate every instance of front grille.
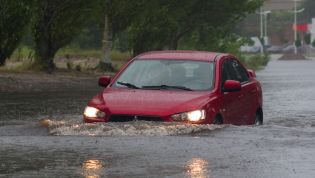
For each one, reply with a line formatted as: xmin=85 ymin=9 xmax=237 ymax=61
xmin=108 ymin=115 xmax=163 ymax=122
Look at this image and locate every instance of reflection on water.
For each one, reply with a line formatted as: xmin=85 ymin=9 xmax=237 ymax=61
xmin=186 ymin=158 xmax=209 ymax=178
xmin=82 ymin=159 xmax=103 ymax=178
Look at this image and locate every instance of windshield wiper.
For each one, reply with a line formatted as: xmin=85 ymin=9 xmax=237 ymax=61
xmin=117 ymin=81 xmax=140 ymax=89
xmin=142 ymin=85 xmax=192 ymax=91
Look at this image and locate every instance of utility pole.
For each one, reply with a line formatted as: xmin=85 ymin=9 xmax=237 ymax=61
xmin=260 ymin=7 xmax=263 ymax=42
xmin=264 ymin=11 xmax=271 ymax=46
xmin=260 ymin=7 xmax=264 ymax=54
xmin=292 ymin=0 xmax=304 ymax=54
xmin=257 ymin=9 xmax=271 ymax=54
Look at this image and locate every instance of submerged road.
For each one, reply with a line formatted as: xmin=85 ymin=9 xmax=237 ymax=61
xmin=1 ymin=56 xmax=315 ymax=177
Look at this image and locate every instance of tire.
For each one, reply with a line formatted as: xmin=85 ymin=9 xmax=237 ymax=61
xmin=213 ymin=115 xmax=223 ymax=125
xmin=254 ymin=110 xmax=263 ymax=126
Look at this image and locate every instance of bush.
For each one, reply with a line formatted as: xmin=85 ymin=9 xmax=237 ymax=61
xmin=66 ymin=62 xmax=73 ymax=70
xmin=295 ymin=40 xmax=302 ymax=47
xmin=295 ymin=34 xmax=302 ymax=47
xmin=304 ymin=33 xmax=311 ymax=45
xmin=245 ymin=54 xmax=269 ymax=70
xmin=215 ymin=35 xmax=269 ymax=70
xmin=75 ymin=65 xmax=81 ymax=72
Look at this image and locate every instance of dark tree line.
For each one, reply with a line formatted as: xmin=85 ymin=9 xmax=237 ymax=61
xmin=0 ymin=0 xmax=263 ymax=72
xmin=0 ymin=0 xmax=33 ymax=66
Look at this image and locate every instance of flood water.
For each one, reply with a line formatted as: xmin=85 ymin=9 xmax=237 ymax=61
xmin=1 ymin=57 xmax=315 ymax=178
xmin=0 ymin=89 xmax=99 ymax=121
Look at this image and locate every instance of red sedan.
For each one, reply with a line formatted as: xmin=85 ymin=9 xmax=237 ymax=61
xmin=84 ymin=51 xmax=263 ymax=125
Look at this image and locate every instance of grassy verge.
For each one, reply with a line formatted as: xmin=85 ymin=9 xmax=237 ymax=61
xmin=3 ymin=46 xmax=269 ymax=72
xmin=240 ymin=54 xmax=270 ymax=70
xmin=56 ymin=47 xmax=131 ymax=61
xmin=1 ymin=46 xmax=132 ymax=73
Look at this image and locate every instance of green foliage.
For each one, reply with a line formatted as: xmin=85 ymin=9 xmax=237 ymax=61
xmin=295 ymin=40 xmax=302 ymax=47
xmin=312 ymin=40 xmax=315 ymax=47
xmin=69 ymin=20 xmax=103 ymax=49
xmin=245 ymin=54 xmax=269 ymax=70
xmin=304 ymin=33 xmax=311 ymax=45
xmin=125 ymin=0 xmax=263 ymax=55
xmin=301 ymin=0 xmax=315 ymax=22
xmin=10 ymin=46 xmax=34 ymax=62
xmin=0 ymin=0 xmax=33 ymax=66
xmin=2 ymin=0 xmax=265 ymax=72
xmin=295 ymin=34 xmax=302 ymax=47
xmin=57 ymin=48 xmax=102 ymax=59
xmin=32 ymin=0 xmax=95 ymax=72
xmin=66 ymin=62 xmax=73 ymax=70
xmin=56 ymin=48 xmax=130 ymax=61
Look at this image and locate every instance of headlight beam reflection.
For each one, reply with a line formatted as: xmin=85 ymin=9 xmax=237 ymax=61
xmin=186 ymin=158 xmax=209 ymax=178
xmin=82 ymin=159 xmax=103 ymax=178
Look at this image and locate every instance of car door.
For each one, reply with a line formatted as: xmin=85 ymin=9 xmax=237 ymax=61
xmin=230 ymin=60 xmax=258 ymax=124
xmin=221 ymin=59 xmax=245 ymax=125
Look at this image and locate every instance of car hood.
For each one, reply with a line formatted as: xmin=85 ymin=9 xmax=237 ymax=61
xmin=89 ymin=88 xmax=214 ymax=116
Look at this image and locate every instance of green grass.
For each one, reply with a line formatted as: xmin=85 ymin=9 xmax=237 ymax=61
xmin=10 ymin=46 xmax=34 ymax=62
xmin=244 ymin=54 xmax=269 ymax=70
xmin=0 ymin=59 xmax=35 ymax=73
xmin=56 ymin=48 xmax=131 ymax=61
xmin=110 ymin=50 xmax=132 ymax=61
xmin=10 ymin=46 xmax=132 ymax=61
xmin=6 ymin=46 xmax=268 ymax=72
xmin=3 ymin=46 xmax=131 ymax=72
xmin=239 ymin=54 xmax=269 ymax=71
xmin=56 ymin=48 xmax=102 ymax=59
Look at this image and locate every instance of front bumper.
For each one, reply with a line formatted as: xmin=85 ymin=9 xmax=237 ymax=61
xmin=83 ymin=114 xmax=209 ymax=124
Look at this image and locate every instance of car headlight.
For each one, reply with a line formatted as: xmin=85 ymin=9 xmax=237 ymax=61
xmin=171 ymin=110 xmax=206 ymax=122
xmin=84 ymin=106 xmax=106 ymax=118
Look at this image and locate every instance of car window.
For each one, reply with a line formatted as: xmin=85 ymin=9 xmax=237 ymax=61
xmin=113 ymin=59 xmax=215 ymax=91
xmin=221 ymin=61 xmax=231 ymax=89
xmin=223 ymin=59 xmax=249 ymax=84
xmin=230 ymin=60 xmax=249 ymax=83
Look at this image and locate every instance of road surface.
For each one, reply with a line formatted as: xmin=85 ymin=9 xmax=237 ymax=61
xmin=1 ymin=56 xmax=315 ymax=178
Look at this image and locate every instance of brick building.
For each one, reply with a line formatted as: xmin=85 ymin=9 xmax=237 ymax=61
xmin=239 ymin=0 xmax=304 ymax=45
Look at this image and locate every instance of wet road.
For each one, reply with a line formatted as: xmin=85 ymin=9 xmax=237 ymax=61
xmin=1 ymin=57 xmax=315 ymax=177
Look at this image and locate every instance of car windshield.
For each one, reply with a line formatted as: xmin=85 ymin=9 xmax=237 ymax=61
xmin=113 ymin=59 xmax=214 ymax=91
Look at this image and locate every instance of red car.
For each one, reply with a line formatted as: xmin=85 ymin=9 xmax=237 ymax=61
xmin=84 ymin=51 xmax=263 ymax=125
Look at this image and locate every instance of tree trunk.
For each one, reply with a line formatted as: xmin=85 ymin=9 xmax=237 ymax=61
xmin=34 ymin=25 xmax=56 ymax=73
xmin=33 ymin=4 xmax=56 ymax=73
xmin=99 ymin=13 xmax=114 ymax=71
xmin=0 ymin=53 xmax=6 ymax=66
xmin=35 ymin=44 xmax=56 ymax=73
xmin=165 ymin=32 xmax=181 ymax=50
xmin=167 ymin=36 xmax=179 ymax=50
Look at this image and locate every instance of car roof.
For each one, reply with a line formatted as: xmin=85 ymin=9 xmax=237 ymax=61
xmin=136 ymin=50 xmax=225 ymax=62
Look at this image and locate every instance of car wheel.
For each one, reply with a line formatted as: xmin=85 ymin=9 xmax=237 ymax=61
xmin=213 ymin=115 xmax=223 ymax=125
xmin=254 ymin=111 xmax=263 ymax=126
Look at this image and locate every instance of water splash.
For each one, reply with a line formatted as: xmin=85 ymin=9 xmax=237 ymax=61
xmin=42 ymin=116 xmax=225 ymax=136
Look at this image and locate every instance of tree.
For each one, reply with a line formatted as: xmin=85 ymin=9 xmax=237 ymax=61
xmin=295 ymin=34 xmax=302 ymax=47
xmin=94 ymin=0 xmax=143 ymax=70
xmin=32 ymin=0 xmax=94 ymax=72
xmin=301 ymin=0 xmax=315 ymax=22
xmin=127 ymin=0 xmax=263 ymax=55
xmin=0 ymin=0 xmax=33 ymax=66
xmin=304 ymin=33 xmax=311 ymax=45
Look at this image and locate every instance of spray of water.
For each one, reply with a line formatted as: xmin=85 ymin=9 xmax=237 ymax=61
xmin=41 ymin=116 xmax=225 ymax=136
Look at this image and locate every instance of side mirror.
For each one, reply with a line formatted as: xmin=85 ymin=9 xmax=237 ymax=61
xmin=98 ymin=76 xmax=111 ymax=87
xmin=223 ymin=80 xmax=241 ymax=92
xmin=247 ymin=69 xmax=256 ymax=78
